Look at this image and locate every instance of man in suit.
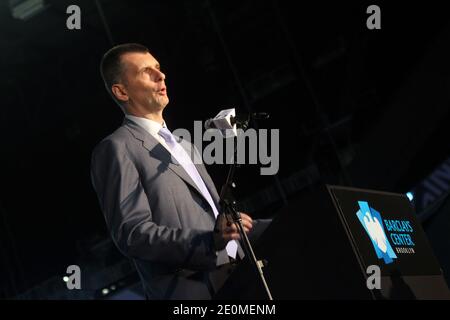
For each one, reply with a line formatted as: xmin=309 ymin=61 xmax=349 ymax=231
xmin=91 ymin=43 xmax=268 ymax=299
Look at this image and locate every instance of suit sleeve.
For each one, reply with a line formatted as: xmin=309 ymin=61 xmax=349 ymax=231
xmin=90 ymin=139 xmax=218 ymax=271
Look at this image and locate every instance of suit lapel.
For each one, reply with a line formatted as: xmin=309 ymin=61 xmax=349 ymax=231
xmin=123 ymin=118 xmax=209 ymax=204
xmin=178 ymin=137 xmax=222 ymax=211
xmin=195 ymin=163 xmax=221 ymax=211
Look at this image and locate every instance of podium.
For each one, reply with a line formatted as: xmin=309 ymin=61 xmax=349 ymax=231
xmin=214 ymin=184 xmax=450 ymax=299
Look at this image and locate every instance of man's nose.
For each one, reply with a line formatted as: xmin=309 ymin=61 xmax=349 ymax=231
xmin=155 ymin=69 xmax=165 ymax=81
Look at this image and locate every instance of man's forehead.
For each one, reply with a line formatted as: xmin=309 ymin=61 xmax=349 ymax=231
xmin=121 ymin=52 xmax=159 ymax=69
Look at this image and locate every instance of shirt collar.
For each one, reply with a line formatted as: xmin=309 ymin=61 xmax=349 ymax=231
xmin=125 ymin=115 xmax=166 ymax=136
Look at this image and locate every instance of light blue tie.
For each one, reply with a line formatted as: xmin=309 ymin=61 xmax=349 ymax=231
xmin=158 ymin=127 xmax=238 ymax=259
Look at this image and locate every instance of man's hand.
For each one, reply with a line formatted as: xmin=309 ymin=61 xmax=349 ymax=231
xmin=213 ymin=212 xmax=253 ymax=250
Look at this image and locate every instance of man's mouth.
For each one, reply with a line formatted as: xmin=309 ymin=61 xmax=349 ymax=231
xmin=158 ymin=87 xmax=167 ymax=95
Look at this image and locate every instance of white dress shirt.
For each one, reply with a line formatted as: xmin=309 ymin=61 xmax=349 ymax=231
xmin=125 ymin=115 xmax=172 ymax=151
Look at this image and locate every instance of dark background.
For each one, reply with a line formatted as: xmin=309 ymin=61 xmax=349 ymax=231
xmin=1 ymin=0 xmax=450 ymax=299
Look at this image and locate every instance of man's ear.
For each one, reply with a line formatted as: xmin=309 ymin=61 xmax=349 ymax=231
xmin=111 ymin=84 xmax=129 ymax=103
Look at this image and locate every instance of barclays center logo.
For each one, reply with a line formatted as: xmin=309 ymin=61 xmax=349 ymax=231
xmin=356 ymin=201 xmax=398 ymax=264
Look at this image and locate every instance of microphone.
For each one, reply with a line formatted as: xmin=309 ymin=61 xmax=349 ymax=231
xmin=204 ymin=108 xmax=236 ymax=138
xmin=204 ymin=108 xmax=269 ymax=131
xmin=204 ymin=118 xmax=217 ymax=130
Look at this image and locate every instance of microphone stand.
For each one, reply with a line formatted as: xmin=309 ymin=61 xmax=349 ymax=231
xmin=218 ymin=117 xmax=273 ymax=300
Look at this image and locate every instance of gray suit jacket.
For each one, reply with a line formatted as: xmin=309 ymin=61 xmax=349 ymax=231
xmin=91 ymin=118 xmax=263 ymax=299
